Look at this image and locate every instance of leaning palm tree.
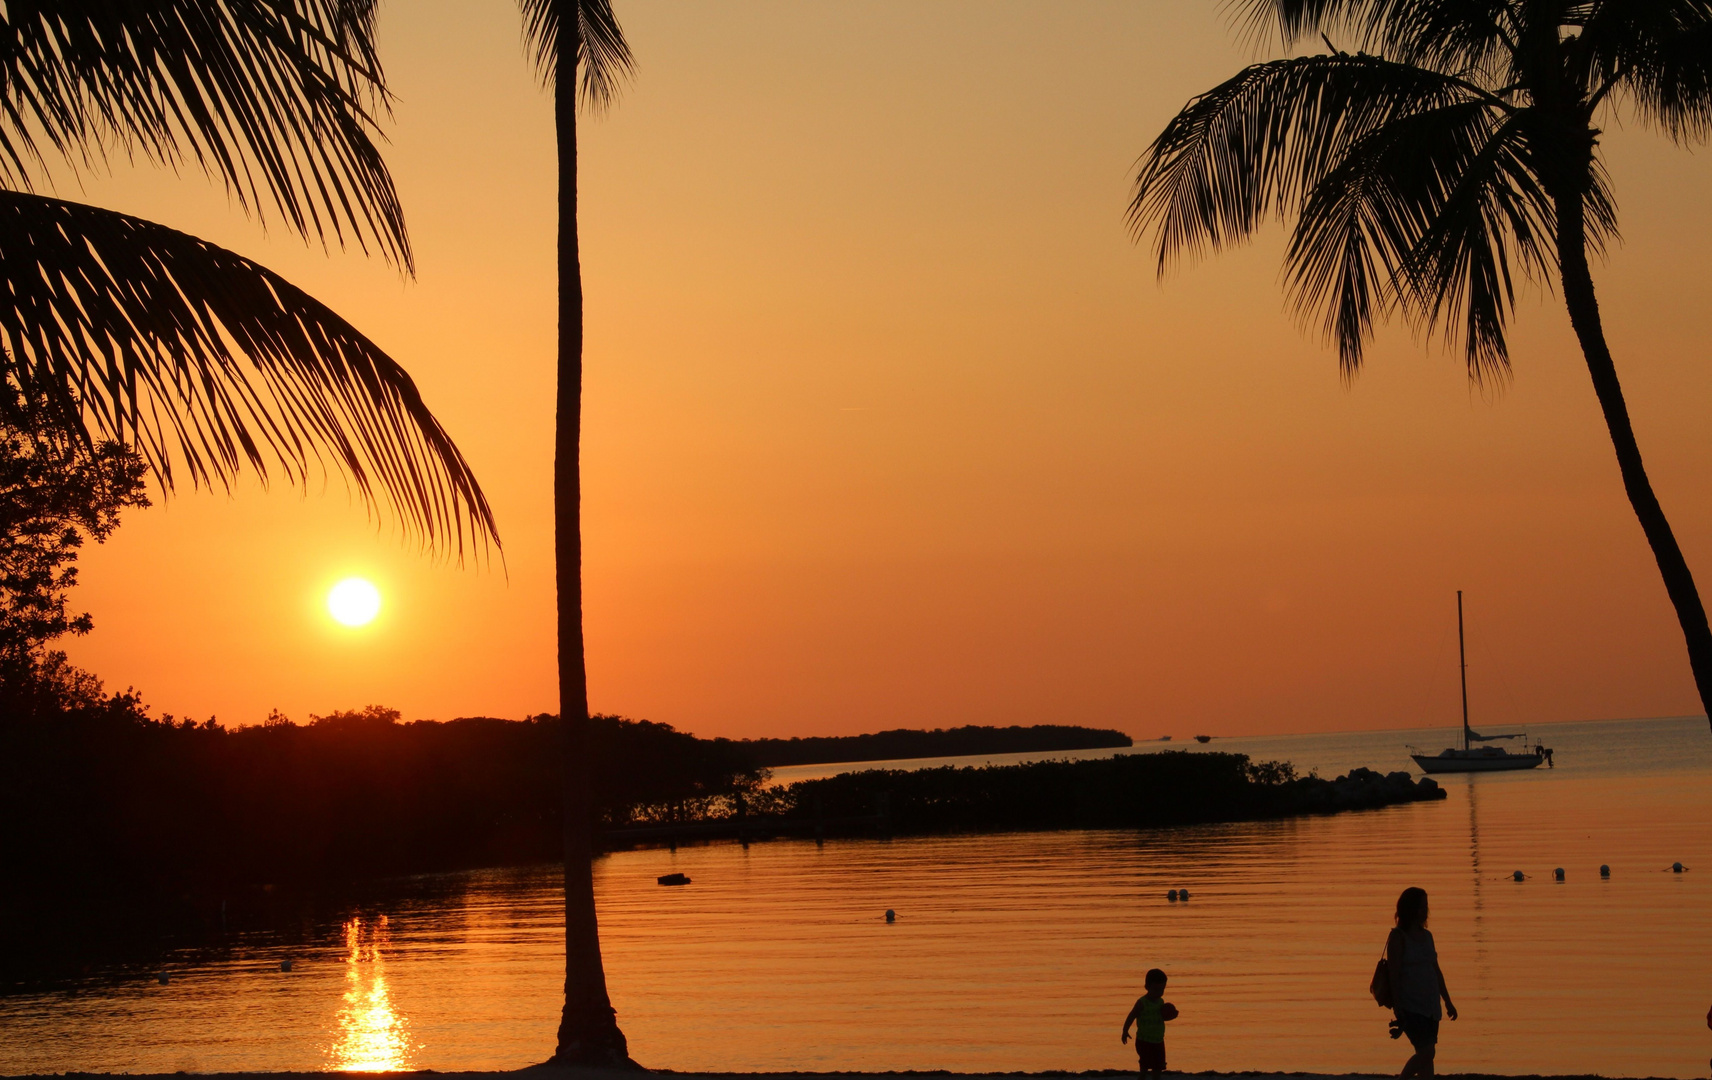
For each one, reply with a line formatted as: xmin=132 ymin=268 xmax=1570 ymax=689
xmin=1129 ymin=0 xmax=1712 ymax=726
xmin=0 ymin=0 xmax=494 ymax=551
xmin=516 ymin=0 xmax=635 ymax=1065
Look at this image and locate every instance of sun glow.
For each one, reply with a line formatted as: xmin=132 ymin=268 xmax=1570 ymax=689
xmin=327 ymin=578 xmax=382 ymax=627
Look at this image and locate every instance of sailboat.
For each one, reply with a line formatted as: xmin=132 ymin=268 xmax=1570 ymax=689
xmin=1409 ymin=591 xmax=1554 ymax=774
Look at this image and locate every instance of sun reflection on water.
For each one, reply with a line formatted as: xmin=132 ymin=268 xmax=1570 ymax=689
xmin=327 ymin=915 xmax=415 ymax=1072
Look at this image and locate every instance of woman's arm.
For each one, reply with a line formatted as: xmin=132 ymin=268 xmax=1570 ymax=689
xmin=1436 ymin=959 xmax=1457 ymax=1020
xmin=1386 ymin=929 xmax=1404 ymax=1008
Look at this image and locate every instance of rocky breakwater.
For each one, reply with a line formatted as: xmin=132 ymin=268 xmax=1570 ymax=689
xmin=1270 ymin=767 xmax=1444 ymax=816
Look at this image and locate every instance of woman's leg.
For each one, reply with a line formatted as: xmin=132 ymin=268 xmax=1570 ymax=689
xmin=1401 ymin=1045 xmax=1437 ymax=1077
xmin=1397 ymin=1013 xmax=1437 ymax=1078
xmin=1401 ymin=1043 xmax=1438 ymax=1076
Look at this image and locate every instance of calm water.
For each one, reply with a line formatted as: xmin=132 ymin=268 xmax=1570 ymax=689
xmin=4 ymin=716 xmax=1710 ymax=1076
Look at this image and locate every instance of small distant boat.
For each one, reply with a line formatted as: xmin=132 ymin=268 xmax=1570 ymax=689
xmin=1194 ymin=735 xmax=1211 ymax=744
xmin=1156 ymin=735 xmax=1172 ymax=742
xmin=1410 ymin=592 xmax=1553 ymax=775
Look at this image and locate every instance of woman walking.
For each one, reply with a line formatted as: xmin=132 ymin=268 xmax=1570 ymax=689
xmin=1388 ymin=887 xmax=1457 ymax=1077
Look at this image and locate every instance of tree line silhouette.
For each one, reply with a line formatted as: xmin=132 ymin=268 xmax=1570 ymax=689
xmin=773 ymin=755 xmax=1442 ymax=837
xmin=1 ymin=706 xmax=749 ymax=889
xmin=738 ymin=724 xmax=1132 ymax=767
xmin=0 ymin=703 xmax=750 ymax=978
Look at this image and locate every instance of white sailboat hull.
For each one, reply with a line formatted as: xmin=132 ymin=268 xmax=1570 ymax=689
xmin=1411 ymin=749 xmax=1545 ymax=774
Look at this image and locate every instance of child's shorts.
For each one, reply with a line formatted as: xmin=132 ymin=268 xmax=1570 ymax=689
xmin=1135 ymin=1040 xmax=1167 ymax=1072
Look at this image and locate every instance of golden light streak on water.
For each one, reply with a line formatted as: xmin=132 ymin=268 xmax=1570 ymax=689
xmin=326 ymin=916 xmax=415 ymax=1072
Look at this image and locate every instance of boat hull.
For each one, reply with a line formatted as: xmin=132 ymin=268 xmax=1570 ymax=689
xmin=1411 ymin=752 xmax=1544 ymax=774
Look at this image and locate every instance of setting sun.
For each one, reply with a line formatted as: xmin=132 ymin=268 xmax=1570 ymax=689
xmin=327 ymin=578 xmax=382 ymax=628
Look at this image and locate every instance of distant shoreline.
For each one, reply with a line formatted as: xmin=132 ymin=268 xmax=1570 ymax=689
xmin=738 ymin=725 xmax=1133 ymax=768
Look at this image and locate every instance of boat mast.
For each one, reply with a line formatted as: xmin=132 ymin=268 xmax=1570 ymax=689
xmin=1457 ymin=590 xmax=1470 ymax=752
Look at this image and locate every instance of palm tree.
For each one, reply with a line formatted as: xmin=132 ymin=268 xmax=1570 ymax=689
xmin=515 ymin=0 xmax=635 ymax=1065
xmin=0 ymin=0 xmax=494 ymax=551
xmin=1128 ymin=0 xmax=1712 ymax=727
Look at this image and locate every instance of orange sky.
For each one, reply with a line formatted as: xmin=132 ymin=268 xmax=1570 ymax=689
xmin=62 ymin=0 xmax=1712 ymax=739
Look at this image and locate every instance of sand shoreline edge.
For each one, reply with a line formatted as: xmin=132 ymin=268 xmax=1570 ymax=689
xmin=1 ymin=1069 xmax=1679 ymax=1080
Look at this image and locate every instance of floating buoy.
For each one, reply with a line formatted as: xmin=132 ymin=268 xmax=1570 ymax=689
xmin=1179 ymin=889 xmax=1190 ymax=902
xmin=1671 ymin=862 xmax=1686 ymax=873
xmin=1600 ymin=865 xmax=1610 ymax=878
xmin=1167 ymin=889 xmax=1178 ymax=902
xmin=1554 ymin=867 xmax=1565 ymax=882
xmin=657 ymin=872 xmax=690 ymax=886
xmin=884 ymin=909 xmax=896 ymax=923
xmin=280 ymin=959 xmax=293 ymax=972
xmin=156 ymin=972 xmax=169 ymax=985
xmin=1512 ymin=870 xmax=1525 ymax=882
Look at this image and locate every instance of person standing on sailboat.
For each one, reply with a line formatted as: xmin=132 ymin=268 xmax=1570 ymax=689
xmin=1387 ymin=887 xmax=1458 ymax=1077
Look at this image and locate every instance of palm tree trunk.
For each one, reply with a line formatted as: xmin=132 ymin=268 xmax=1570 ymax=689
xmin=1554 ymin=191 xmax=1712 ymax=728
xmin=552 ymin=12 xmax=631 ymax=1064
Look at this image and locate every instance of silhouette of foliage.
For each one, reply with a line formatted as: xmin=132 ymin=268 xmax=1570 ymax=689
xmin=0 ymin=0 xmax=406 ymax=264
xmin=0 ymin=1 xmax=495 ymax=552
xmin=520 ymin=0 xmax=633 ymax=107
xmin=1130 ymin=0 xmax=1712 ymax=724
xmin=770 ymin=753 xmax=1438 ymax=836
xmin=0 ymin=403 xmax=148 ymax=717
xmin=0 ymin=193 xmax=495 ymax=553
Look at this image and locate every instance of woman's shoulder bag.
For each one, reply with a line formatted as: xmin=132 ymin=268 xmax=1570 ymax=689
xmin=1369 ymin=931 xmax=1401 ymax=1009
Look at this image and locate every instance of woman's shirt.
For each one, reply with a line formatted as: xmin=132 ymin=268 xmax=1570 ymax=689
xmin=1392 ymin=927 xmax=1441 ymax=1019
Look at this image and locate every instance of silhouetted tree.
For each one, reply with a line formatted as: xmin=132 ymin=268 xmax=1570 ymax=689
xmin=311 ymin=703 xmax=405 ymax=732
xmin=0 ymin=1 xmax=494 ymax=550
xmin=515 ymin=0 xmax=635 ymax=1065
xmin=1129 ymin=1 xmax=1712 ymax=726
xmin=0 ymin=405 xmax=148 ymax=716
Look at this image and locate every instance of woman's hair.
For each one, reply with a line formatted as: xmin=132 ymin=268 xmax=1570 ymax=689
xmin=1394 ymin=886 xmax=1429 ymax=928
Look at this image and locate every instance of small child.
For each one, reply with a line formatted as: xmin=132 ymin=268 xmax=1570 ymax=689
xmin=1120 ymin=967 xmax=1180 ymax=1080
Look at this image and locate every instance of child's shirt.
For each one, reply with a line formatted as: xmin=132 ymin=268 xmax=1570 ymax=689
xmin=1132 ymin=995 xmax=1179 ymax=1044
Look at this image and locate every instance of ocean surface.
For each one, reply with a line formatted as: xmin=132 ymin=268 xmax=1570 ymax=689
xmin=3 ymin=715 xmax=1710 ymax=1077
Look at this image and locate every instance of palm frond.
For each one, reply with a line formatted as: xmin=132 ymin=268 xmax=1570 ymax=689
xmin=1239 ymin=0 xmax=1519 ymax=76
xmin=0 ymin=191 xmax=495 ymax=556
xmin=1396 ymin=113 xmax=1557 ymax=381
xmin=519 ymin=0 xmax=634 ymax=111
xmin=1129 ymin=52 xmax=1480 ymax=273
xmin=1585 ymin=0 xmax=1712 ymax=141
xmin=1286 ymin=100 xmax=1559 ymax=380
xmin=0 ymin=0 xmax=410 ymax=268
xmin=1284 ymin=103 xmax=1488 ymax=375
